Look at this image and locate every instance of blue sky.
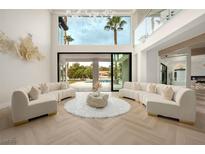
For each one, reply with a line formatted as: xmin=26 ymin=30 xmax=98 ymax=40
xmin=59 ymin=16 xmax=162 ymax=45
xmin=65 ymin=16 xmax=131 ymax=45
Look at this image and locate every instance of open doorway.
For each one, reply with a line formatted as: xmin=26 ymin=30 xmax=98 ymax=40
xmin=160 ymin=54 xmax=187 ymax=86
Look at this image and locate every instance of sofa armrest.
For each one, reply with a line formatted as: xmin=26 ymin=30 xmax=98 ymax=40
xmin=175 ymin=88 xmax=196 ymax=122
xmin=11 ymin=90 xmax=29 ymax=122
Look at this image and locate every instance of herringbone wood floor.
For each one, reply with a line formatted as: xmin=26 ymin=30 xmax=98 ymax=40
xmin=1 ymin=92 xmax=205 ymax=145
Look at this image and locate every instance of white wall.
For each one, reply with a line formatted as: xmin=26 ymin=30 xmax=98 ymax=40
xmin=137 ymin=49 xmax=159 ymax=83
xmin=135 ymin=10 xmax=205 ymax=84
xmin=146 ymin=49 xmax=159 ymax=83
xmin=191 ymin=55 xmax=205 ymax=76
xmin=132 ymin=53 xmax=138 ymax=81
xmin=137 ymin=50 xmax=147 ymax=82
xmin=0 ymin=10 xmax=51 ymax=108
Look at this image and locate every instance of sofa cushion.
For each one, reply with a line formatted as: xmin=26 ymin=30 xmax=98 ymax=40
xmin=28 ymin=94 xmax=57 ymax=120
xmin=29 ymin=93 xmax=56 ymax=106
xmin=61 ymin=82 xmax=68 ymax=90
xmin=28 ymin=86 xmax=40 ymax=100
xmin=48 ymin=91 xmax=59 ymax=101
xmin=146 ymin=99 xmax=179 ymax=119
xmin=156 ymin=84 xmax=182 ymax=101
xmin=140 ymin=83 xmax=148 ymax=91
xmin=156 ymin=84 xmax=167 ymax=95
xmin=48 ymin=82 xmax=61 ymax=91
xmin=147 ymin=84 xmax=157 ymax=93
xmin=162 ymin=86 xmax=174 ymax=101
xmin=135 ymin=91 xmax=149 ymax=102
xmin=123 ymin=82 xmax=133 ymax=89
xmin=133 ymin=82 xmax=141 ymax=90
xmin=60 ymin=88 xmax=76 ymax=99
xmin=40 ymin=83 xmax=49 ymax=94
xmin=119 ymin=88 xmax=138 ymax=100
xmin=145 ymin=93 xmax=177 ymax=106
xmin=171 ymin=85 xmax=183 ymax=101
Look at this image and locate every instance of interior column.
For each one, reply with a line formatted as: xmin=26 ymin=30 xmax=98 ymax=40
xmin=186 ymin=48 xmax=192 ymax=88
xmin=93 ymin=59 xmax=99 ymax=89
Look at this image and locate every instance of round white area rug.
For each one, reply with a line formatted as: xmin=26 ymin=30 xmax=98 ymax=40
xmin=64 ymin=92 xmax=131 ymax=118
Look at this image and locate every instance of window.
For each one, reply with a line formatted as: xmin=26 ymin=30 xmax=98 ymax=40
xmin=58 ymin=16 xmax=131 ymax=45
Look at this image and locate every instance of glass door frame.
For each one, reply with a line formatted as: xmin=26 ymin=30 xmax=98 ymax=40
xmin=57 ymin=52 xmax=132 ymax=92
xmin=111 ymin=53 xmax=132 ymax=91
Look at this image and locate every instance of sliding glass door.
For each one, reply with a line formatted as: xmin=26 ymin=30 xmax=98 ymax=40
xmin=111 ymin=53 xmax=132 ymax=91
xmin=58 ymin=53 xmax=131 ymax=91
xmin=99 ymin=61 xmax=111 ymax=92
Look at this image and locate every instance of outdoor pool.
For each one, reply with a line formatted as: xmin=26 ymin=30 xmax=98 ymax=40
xmin=85 ymin=79 xmax=111 ymax=83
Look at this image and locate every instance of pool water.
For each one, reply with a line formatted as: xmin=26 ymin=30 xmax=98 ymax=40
xmin=85 ymin=79 xmax=111 ymax=83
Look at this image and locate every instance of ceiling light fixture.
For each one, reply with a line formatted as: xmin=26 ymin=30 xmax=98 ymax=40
xmin=66 ymin=9 xmax=113 ymax=17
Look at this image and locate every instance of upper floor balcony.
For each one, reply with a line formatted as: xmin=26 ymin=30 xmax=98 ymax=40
xmin=135 ymin=9 xmax=181 ymax=45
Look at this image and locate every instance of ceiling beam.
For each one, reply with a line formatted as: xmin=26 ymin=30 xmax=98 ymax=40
xmin=159 ymin=33 xmax=205 ymax=56
xmin=191 ymin=47 xmax=205 ymax=56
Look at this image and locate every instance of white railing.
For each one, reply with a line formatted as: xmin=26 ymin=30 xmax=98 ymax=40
xmin=135 ymin=9 xmax=182 ymax=45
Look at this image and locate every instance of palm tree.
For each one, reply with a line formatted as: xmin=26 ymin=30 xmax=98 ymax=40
xmin=64 ymin=34 xmax=74 ymax=45
xmin=60 ymin=16 xmax=74 ymax=45
xmin=104 ymin=16 xmax=127 ymax=45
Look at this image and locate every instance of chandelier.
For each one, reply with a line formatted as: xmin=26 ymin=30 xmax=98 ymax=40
xmin=65 ymin=10 xmax=113 ymax=17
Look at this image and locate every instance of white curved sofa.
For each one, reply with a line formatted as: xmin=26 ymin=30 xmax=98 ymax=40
xmin=119 ymin=82 xmax=196 ymax=123
xmin=11 ymin=82 xmax=76 ymax=125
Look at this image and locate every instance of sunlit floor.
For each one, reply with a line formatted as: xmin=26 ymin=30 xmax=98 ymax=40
xmin=0 ymin=93 xmax=205 ymax=144
xmin=70 ymin=82 xmax=111 ymax=91
xmin=69 ymin=81 xmax=123 ymax=92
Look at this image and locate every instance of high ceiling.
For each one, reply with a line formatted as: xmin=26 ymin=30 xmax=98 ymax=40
xmin=51 ymin=9 xmax=148 ymax=16
xmin=51 ymin=9 xmax=149 ymax=30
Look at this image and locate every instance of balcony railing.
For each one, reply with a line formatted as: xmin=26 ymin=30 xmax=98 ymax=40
xmin=135 ymin=9 xmax=182 ymax=45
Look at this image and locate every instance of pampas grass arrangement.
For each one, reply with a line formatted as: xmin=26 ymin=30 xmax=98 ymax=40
xmin=0 ymin=32 xmax=44 ymax=61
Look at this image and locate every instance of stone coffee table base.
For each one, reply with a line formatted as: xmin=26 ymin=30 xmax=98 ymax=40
xmin=87 ymin=93 xmax=109 ymax=108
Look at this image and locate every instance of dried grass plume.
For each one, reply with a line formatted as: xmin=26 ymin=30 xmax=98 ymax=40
xmin=0 ymin=32 xmax=44 ymax=61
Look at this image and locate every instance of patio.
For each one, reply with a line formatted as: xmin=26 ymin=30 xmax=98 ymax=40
xmin=69 ymin=81 xmax=111 ymax=92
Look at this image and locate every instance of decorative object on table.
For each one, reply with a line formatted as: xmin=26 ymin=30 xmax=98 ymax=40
xmin=93 ymin=81 xmax=102 ymax=97
xmin=87 ymin=93 xmax=109 ymax=108
xmin=64 ymin=92 xmax=130 ymax=118
xmin=0 ymin=31 xmax=44 ymax=61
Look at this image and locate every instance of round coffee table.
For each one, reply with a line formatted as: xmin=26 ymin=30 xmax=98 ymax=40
xmin=87 ymin=93 xmax=109 ymax=108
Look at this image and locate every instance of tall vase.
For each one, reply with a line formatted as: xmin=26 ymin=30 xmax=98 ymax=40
xmin=93 ymin=89 xmax=100 ymax=97
xmin=97 ymin=89 xmax=100 ymax=97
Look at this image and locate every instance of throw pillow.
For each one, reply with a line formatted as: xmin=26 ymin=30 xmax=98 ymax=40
xmin=162 ymin=86 xmax=174 ymax=101
xmin=147 ymin=84 xmax=156 ymax=93
xmin=28 ymin=86 xmax=40 ymax=100
xmin=61 ymin=82 xmax=68 ymax=89
xmin=40 ymin=83 xmax=49 ymax=94
xmin=133 ymin=82 xmax=141 ymax=90
xmin=123 ymin=82 xmax=132 ymax=89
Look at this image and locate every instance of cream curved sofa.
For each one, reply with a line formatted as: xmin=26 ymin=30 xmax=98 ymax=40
xmin=11 ymin=82 xmax=76 ymax=125
xmin=119 ymin=82 xmax=196 ymax=123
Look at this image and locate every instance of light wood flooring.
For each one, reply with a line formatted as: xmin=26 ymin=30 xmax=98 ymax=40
xmin=0 ymin=92 xmax=205 ymax=145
